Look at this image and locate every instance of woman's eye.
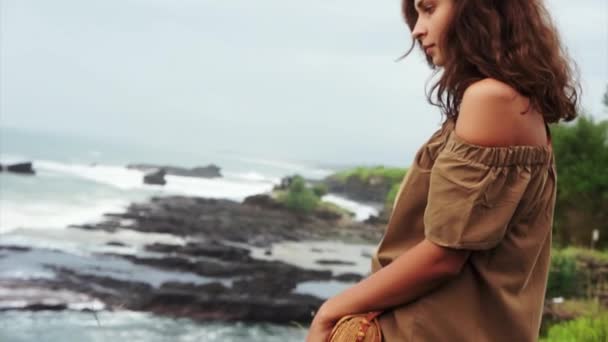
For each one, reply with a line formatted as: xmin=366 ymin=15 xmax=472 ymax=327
xmin=423 ymin=6 xmax=434 ymax=14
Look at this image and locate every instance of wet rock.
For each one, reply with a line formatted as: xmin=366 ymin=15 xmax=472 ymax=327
xmin=49 ymin=194 xmax=385 ymax=323
xmin=4 ymin=162 xmax=35 ymax=175
xmin=127 ymin=163 xmax=222 ymax=178
xmin=315 ymin=259 xmax=356 ymax=266
xmin=143 ymin=168 xmax=167 ymax=186
xmin=243 ymin=194 xmax=286 ymax=210
xmin=334 ymin=273 xmax=364 ymax=282
xmin=15 ymin=303 xmax=68 ymax=311
xmin=0 ymin=245 xmax=31 ymax=253
xmin=106 ymin=241 xmax=128 ymax=247
xmin=145 ymin=241 xmax=252 ymax=262
xmin=12 ymin=262 xmax=326 ymax=323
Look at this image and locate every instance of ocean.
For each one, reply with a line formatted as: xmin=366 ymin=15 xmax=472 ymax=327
xmin=0 ymin=126 xmax=379 ymax=341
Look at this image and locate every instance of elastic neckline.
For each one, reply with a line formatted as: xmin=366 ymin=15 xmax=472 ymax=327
xmin=442 ymin=119 xmax=553 ymax=167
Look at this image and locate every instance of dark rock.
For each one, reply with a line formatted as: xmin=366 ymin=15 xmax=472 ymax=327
xmin=231 ymin=275 xmax=298 ymax=295
xmin=73 ymin=195 xmax=383 ymax=247
xmin=106 ymin=241 xmax=128 ymax=247
xmin=27 ymin=257 xmax=328 ymax=324
xmin=313 ymin=207 xmax=343 ymax=221
xmin=54 ymin=194 xmax=385 ymax=324
xmin=334 ymin=273 xmax=364 ymax=282
xmin=6 ymin=162 xmax=35 ymax=175
xmin=315 ymin=259 xmax=356 ymax=266
xmin=273 ymin=175 xmax=295 ymax=190
xmin=17 ymin=303 xmax=68 ymax=311
xmin=138 ymin=290 xmax=322 ymax=323
xmin=127 ymin=163 xmax=222 ymax=179
xmin=243 ymin=194 xmax=286 ymax=210
xmin=160 ymin=281 xmax=229 ymax=296
xmin=0 ymin=245 xmax=31 ymax=253
xmin=143 ymin=168 xmax=167 ymax=186
xmin=145 ymin=241 xmax=252 ymax=262
xmin=190 ymin=164 xmax=221 ymax=178
xmin=364 ymin=208 xmax=391 ymax=225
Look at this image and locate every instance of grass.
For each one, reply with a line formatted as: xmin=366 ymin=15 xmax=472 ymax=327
xmin=540 ymin=308 xmax=608 ymax=342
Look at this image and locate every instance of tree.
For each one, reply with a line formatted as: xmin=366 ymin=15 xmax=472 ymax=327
xmin=552 ymin=109 xmax=608 ymax=247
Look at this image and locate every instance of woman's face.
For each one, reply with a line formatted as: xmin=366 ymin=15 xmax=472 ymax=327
xmin=411 ymin=0 xmax=455 ymax=67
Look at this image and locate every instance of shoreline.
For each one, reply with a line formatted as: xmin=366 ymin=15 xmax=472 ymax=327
xmin=0 ymin=194 xmax=385 ymax=324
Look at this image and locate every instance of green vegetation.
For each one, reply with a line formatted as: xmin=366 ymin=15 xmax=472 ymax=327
xmin=551 ymin=114 xmax=608 ymax=249
xmin=542 ymin=248 xmax=608 ymax=340
xmin=330 ymin=165 xmax=407 ymax=209
xmin=333 ymin=166 xmax=406 ymax=185
xmin=549 ymin=85 xmax=608 ymax=249
xmin=312 ymin=183 xmax=328 ymax=198
xmin=276 ymin=175 xmax=320 ymax=215
xmin=559 ymin=246 xmax=608 ymax=263
xmin=531 ymin=89 xmax=608 ymax=339
xmin=546 ymin=247 xmax=608 ymax=300
xmin=540 ymin=311 xmax=608 ymax=342
xmin=385 ymin=182 xmax=402 ymax=208
xmin=555 ymin=299 xmax=605 ymax=318
xmin=547 ymin=249 xmax=586 ymax=299
xmin=274 ymin=175 xmax=353 ymax=217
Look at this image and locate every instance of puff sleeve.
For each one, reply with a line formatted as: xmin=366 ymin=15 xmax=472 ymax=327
xmin=423 ymin=132 xmax=551 ymax=250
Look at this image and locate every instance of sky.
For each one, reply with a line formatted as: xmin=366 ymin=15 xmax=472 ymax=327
xmin=1 ymin=0 xmax=607 ymax=168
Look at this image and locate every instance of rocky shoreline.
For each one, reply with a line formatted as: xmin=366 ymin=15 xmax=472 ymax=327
xmin=0 ymin=194 xmax=385 ymax=324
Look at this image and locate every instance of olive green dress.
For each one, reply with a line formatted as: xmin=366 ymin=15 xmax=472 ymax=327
xmin=371 ymin=117 xmax=556 ymax=341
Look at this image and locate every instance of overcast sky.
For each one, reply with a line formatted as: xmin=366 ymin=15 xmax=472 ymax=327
xmin=1 ymin=0 xmax=606 ymax=167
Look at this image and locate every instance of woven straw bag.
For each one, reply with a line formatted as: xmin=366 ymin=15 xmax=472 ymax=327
xmin=328 ymin=311 xmax=383 ymax=342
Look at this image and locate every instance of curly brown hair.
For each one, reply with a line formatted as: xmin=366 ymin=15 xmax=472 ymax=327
xmin=400 ymin=0 xmax=581 ymax=123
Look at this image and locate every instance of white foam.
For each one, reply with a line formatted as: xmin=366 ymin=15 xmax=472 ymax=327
xmin=0 ymin=158 xmax=284 ymax=235
xmin=35 ymin=159 xmax=146 ymax=190
xmin=0 ymin=284 xmax=107 ymax=311
xmin=34 ymin=159 xmax=278 ymax=201
xmin=224 ymin=170 xmax=280 ymax=184
xmin=161 ymin=174 xmax=275 ymax=202
xmin=0 ymin=310 xmax=309 ymax=341
xmin=0 ymin=248 xmax=231 ymax=288
xmin=321 ymin=193 xmax=379 ymax=221
xmin=0 ymin=198 xmax=130 ymax=234
xmin=68 ymin=300 xmax=106 ymax=311
xmin=0 ymin=227 xmax=186 ymax=257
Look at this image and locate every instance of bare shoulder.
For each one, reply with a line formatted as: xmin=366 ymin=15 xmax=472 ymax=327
xmin=456 ymin=78 xmax=525 ymax=147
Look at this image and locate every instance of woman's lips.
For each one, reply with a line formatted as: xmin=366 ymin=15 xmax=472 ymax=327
xmin=425 ymin=45 xmax=435 ymax=54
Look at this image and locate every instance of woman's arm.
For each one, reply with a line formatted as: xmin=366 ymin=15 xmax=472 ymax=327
xmin=316 ymin=239 xmax=470 ymax=321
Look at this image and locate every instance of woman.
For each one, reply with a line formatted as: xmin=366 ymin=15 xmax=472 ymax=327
xmin=306 ymin=0 xmax=580 ymax=341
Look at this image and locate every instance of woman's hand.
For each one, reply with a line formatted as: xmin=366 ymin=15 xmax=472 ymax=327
xmin=305 ymin=303 xmax=341 ymax=342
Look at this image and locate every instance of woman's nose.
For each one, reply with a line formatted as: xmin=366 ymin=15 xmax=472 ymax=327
xmin=412 ymin=20 xmax=426 ymax=40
